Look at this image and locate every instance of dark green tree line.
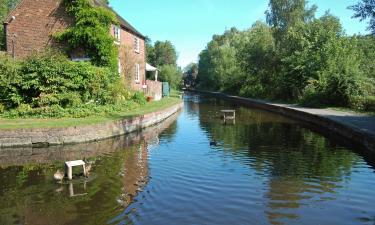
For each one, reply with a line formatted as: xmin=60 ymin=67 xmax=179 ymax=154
xmin=197 ymin=0 xmax=375 ymax=111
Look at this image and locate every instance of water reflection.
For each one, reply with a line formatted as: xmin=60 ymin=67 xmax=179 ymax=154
xmin=185 ymin=93 xmax=374 ymax=225
xmin=1 ymin=94 xmax=375 ymax=225
xmin=0 ymin=112 xmax=179 ymax=225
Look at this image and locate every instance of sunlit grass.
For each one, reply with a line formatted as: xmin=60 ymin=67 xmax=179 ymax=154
xmin=0 ymin=97 xmax=182 ymax=129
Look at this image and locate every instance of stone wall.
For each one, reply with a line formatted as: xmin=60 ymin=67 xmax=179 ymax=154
xmin=0 ymin=111 xmax=180 ymax=167
xmin=145 ymin=80 xmax=162 ymax=101
xmin=0 ymin=102 xmax=183 ymax=148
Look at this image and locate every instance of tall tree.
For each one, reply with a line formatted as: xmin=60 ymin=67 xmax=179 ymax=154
xmin=349 ymin=0 xmax=375 ymax=35
xmin=266 ymin=0 xmax=317 ymax=43
xmin=153 ymin=40 xmax=178 ymax=67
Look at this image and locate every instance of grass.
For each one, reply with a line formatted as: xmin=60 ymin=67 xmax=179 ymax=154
xmin=0 ymin=97 xmax=182 ymax=129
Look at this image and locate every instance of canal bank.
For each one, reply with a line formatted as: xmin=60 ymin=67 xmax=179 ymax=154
xmin=0 ymin=101 xmax=183 ymax=148
xmin=193 ymin=91 xmax=375 ymax=153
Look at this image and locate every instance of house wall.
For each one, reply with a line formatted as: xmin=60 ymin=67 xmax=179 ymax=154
xmin=4 ymin=0 xmax=72 ymax=58
xmin=112 ymin=25 xmax=146 ymax=91
xmin=4 ymin=0 xmax=147 ymax=92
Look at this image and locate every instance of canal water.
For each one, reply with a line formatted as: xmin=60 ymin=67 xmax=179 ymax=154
xmin=0 ymin=93 xmax=375 ymax=225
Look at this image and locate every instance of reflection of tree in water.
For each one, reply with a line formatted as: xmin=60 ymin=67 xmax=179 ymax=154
xmin=197 ymin=100 xmax=361 ymax=225
xmin=0 ymin=142 xmax=148 ymax=225
xmin=0 ymin=112 xmax=180 ymax=225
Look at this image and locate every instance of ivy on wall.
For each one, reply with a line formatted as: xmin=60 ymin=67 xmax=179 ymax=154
xmin=55 ymin=0 xmax=119 ymax=71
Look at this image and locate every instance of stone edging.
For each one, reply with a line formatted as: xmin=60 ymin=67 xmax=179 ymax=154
xmin=195 ymin=91 xmax=375 ymax=153
xmin=0 ymin=102 xmax=184 ymax=148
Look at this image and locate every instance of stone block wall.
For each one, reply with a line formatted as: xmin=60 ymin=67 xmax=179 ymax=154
xmin=145 ymin=80 xmax=162 ymax=101
xmin=0 ymin=102 xmax=183 ymax=148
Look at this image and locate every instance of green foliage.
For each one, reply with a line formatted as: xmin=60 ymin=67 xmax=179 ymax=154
xmin=159 ymin=64 xmax=182 ymax=89
xmin=2 ymin=101 xmax=140 ymax=118
xmin=55 ymin=0 xmax=118 ymax=70
xmin=131 ymin=92 xmax=146 ymax=105
xmin=349 ymin=0 xmax=375 ymax=35
xmin=0 ymin=53 xmax=21 ymax=107
xmin=17 ymin=51 xmax=116 ymax=107
xmin=0 ymin=51 xmax=141 ymax=118
xmin=197 ymin=1 xmax=375 ymax=112
xmin=146 ymin=39 xmax=182 ymax=89
xmin=152 ymin=41 xmax=178 ymax=67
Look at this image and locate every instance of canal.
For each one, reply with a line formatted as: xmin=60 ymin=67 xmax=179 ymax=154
xmin=0 ymin=93 xmax=374 ymax=225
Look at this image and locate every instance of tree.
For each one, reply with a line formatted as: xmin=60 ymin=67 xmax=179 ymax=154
xmin=183 ymin=62 xmax=198 ymax=88
xmin=145 ymin=36 xmax=156 ymax=65
xmin=159 ymin=64 xmax=182 ymax=89
xmin=153 ymin=41 xmax=178 ymax=67
xmin=349 ymin=0 xmax=375 ymax=35
xmin=266 ymin=0 xmax=317 ymax=43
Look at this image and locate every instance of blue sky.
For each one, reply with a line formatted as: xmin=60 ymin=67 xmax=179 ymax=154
xmin=109 ymin=0 xmax=369 ymax=68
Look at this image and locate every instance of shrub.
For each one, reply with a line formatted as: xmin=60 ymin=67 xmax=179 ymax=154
xmin=131 ymin=92 xmax=146 ymax=105
xmin=0 ymin=54 xmax=21 ymax=108
xmin=17 ymin=51 xmax=116 ymax=108
xmin=350 ymin=96 xmax=375 ymax=112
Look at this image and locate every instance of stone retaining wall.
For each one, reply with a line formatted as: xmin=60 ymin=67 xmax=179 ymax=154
xmin=195 ymin=91 xmax=375 ymax=154
xmin=0 ymin=102 xmax=183 ymax=148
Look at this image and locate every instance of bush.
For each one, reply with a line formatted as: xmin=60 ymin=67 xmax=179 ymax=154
xmin=0 ymin=54 xmax=21 ymax=108
xmin=159 ymin=65 xmax=182 ymax=89
xmin=0 ymin=51 xmax=125 ymax=109
xmin=350 ymin=96 xmax=375 ymax=112
xmin=131 ymin=92 xmax=146 ymax=105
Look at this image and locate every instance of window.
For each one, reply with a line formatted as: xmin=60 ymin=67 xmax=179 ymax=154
xmin=135 ymin=63 xmax=140 ymax=83
xmin=134 ymin=37 xmax=140 ymax=53
xmin=114 ymin=25 xmax=120 ymax=43
xmin=118 ymin=58 xmax=122 ymax=74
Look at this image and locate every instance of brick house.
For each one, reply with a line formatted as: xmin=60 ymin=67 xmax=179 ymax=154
xmin=3 ymin=0 xmax=147 ymax=91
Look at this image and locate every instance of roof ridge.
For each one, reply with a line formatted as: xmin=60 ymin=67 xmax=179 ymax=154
xmin=91 ymin=0 xmax=145 ymax=39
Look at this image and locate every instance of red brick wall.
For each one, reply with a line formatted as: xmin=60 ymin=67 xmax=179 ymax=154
xmin=145 ymin=80 xmax=162 ymax=101
xmin=4 ymin=0 xmax=72 ymax=58
xmin=4 ymin=0 xmax=146 ymax=91
xmin=112 ymin=25 xmax=146 ymax=91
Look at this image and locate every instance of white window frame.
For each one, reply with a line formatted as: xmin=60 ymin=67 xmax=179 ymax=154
xmin=135 ymin=63 xmax=140 ymax=83
xmin=118 ymin=58 xmax=122 ymax=74
xmin=114 ymin=25 xmax=121 ymax=44
xmin=134 ymin=37 xmax=140 ymax=53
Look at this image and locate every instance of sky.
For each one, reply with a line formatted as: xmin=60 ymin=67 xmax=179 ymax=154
xmin=109 ymin=0 xmax=369 ymax=68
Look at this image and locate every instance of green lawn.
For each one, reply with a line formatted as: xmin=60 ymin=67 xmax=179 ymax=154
xmin=0 ymin=97 xmax=182 ymax=129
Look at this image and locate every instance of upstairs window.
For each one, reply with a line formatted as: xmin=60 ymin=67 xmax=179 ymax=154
xmin=114 ymin=25 xmax=121 ymax=43
xmin=134 ymin=37 xmax=140 ymax=53
xmin=135 ymin=63 xmax=140 ymax=83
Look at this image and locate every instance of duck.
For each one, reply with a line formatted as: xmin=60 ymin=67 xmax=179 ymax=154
xmin=83 ymin=158 xmax=93 ymax=177
xmin=210 ymin=140 xmax=218 ymax=146
xmin=53 ymin=170 xmax=65 ymax=182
